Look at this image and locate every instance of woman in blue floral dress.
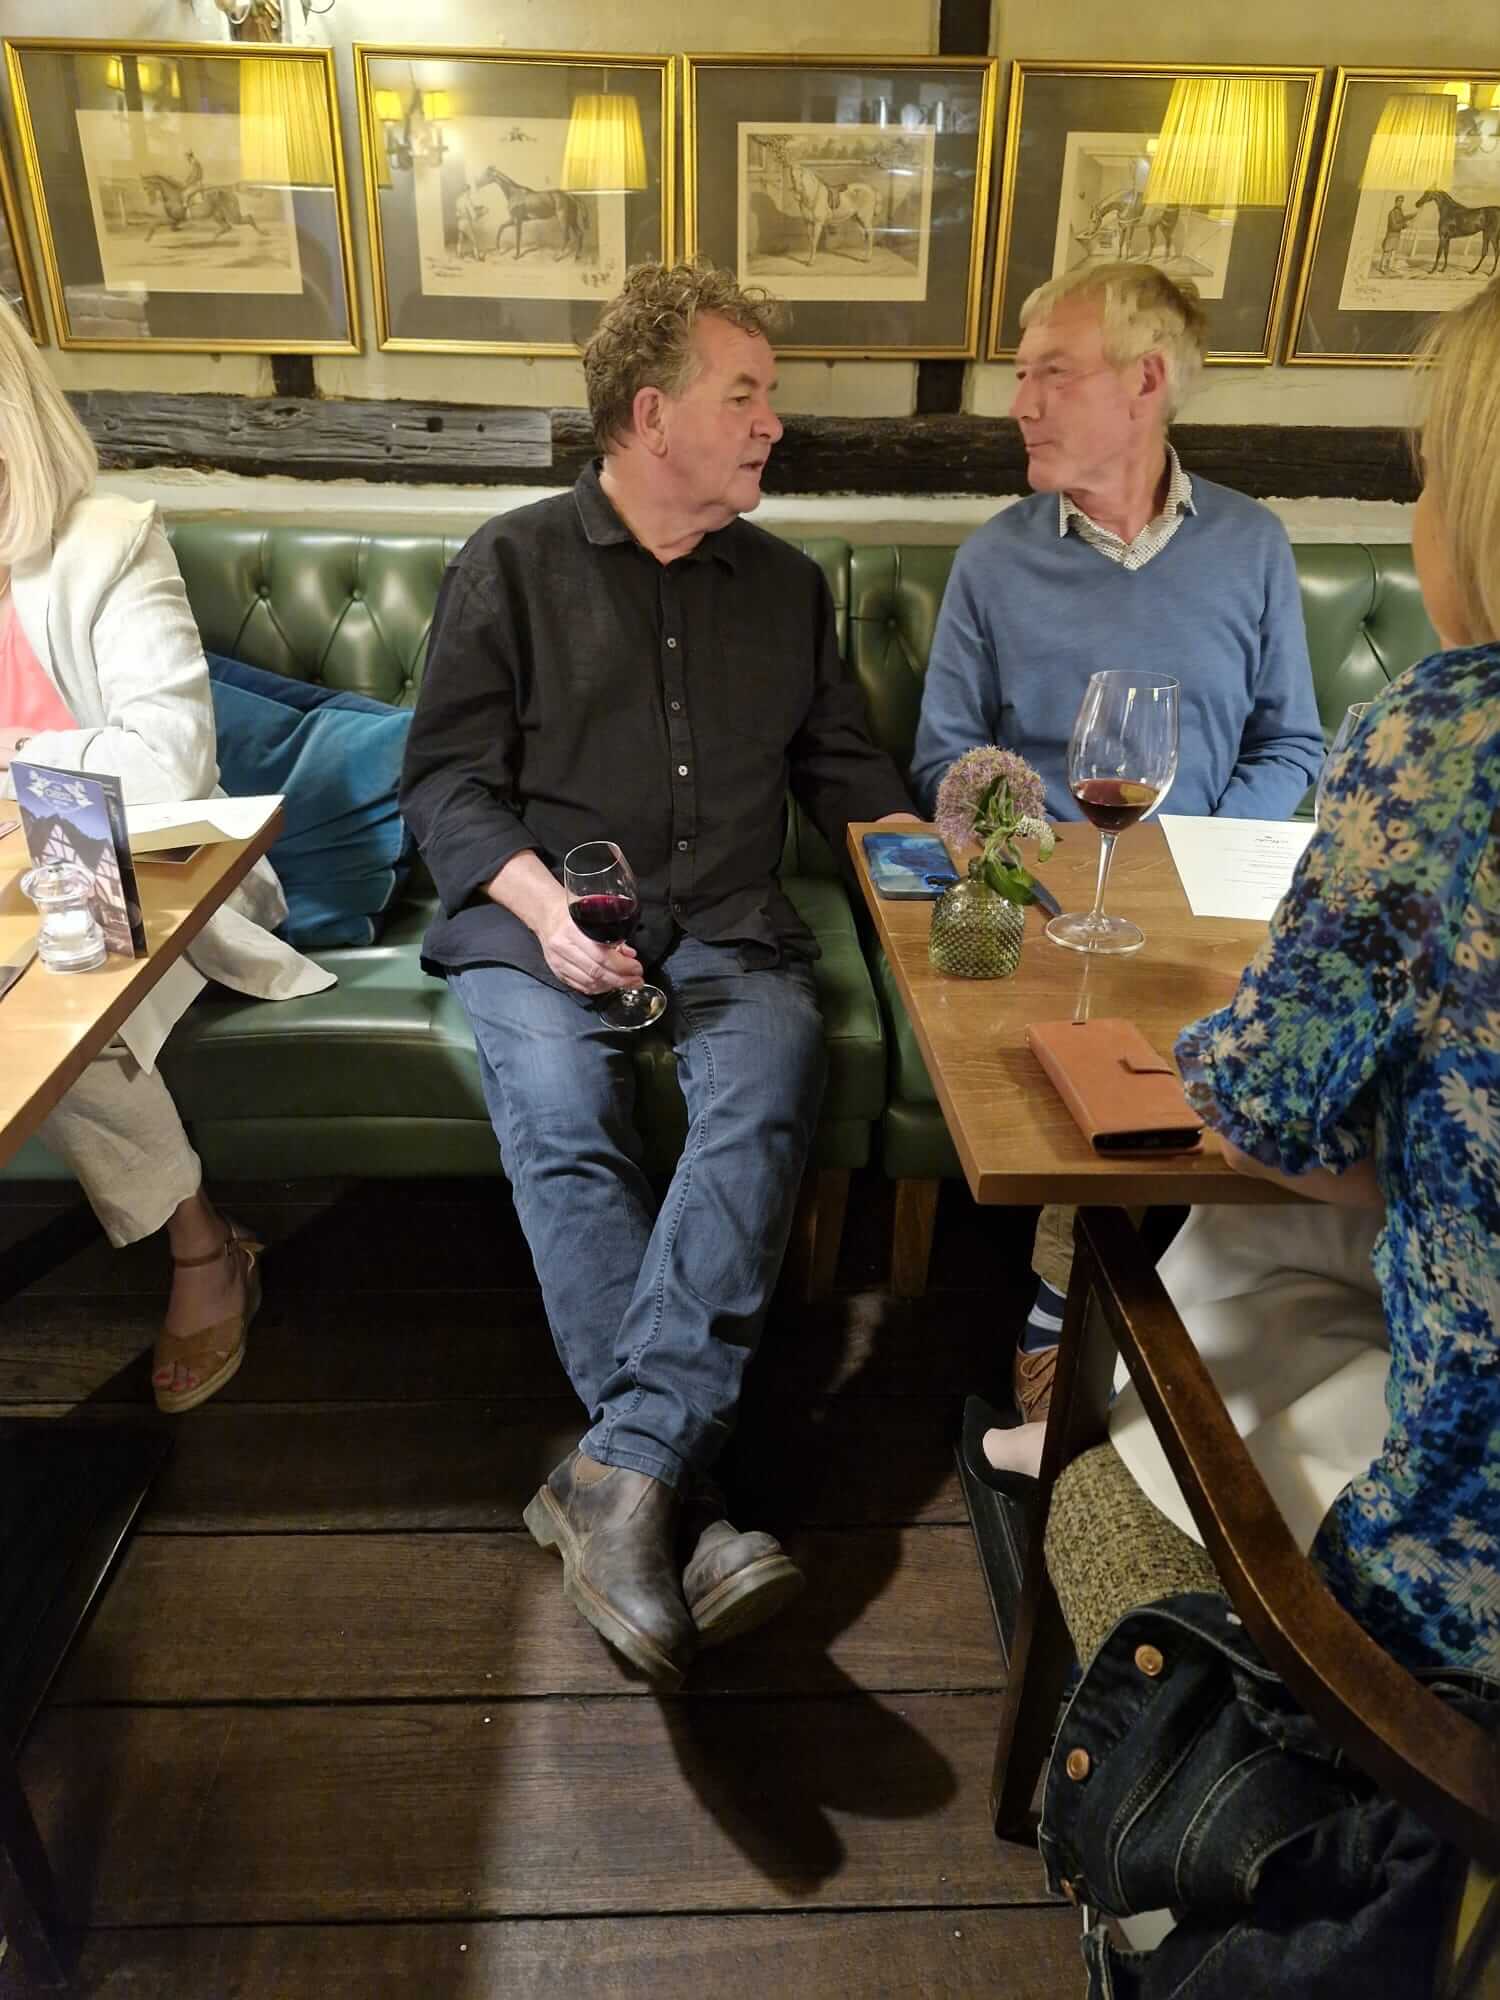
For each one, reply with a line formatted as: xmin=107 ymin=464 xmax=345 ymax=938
xmin=1129 ymin=287 xmax=1500 ymax=1680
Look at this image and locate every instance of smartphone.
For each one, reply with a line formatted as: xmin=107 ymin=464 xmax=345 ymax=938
xmin=862 ymin=831 xmax=959 ymax=899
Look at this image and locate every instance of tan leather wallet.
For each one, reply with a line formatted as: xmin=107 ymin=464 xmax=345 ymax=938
xmin=1026 ymin=1018 xmax=1204 ymax=1155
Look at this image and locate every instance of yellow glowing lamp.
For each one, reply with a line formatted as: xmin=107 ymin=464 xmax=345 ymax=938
xmin=104 ymin=56 xmax=124 ymax=93
xmin=1143 ymin=77 xmax=1290 ymax=209
xmin=1360 ymin=92 xmax=1456 ymax=191
xmin=372 ymin=89 xmax=404 ymax=123
xmin=562 ymin=92 xmax=647 ymax=193
xmin=420 ymin=91 xmax=452 ymax=123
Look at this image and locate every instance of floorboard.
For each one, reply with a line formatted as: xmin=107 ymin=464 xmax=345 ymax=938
xmin=2 ymin=1908 xmax=1085 ymax=2000
xmin=53 ymin=1528 xmax=1000 ymax=1702
xmin=22 ymin=1695 xmax=1044 ymax=1924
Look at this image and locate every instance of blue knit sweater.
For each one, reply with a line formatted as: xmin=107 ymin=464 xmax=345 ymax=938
xmin=911 ymin=480 xmax=1325 ymax=821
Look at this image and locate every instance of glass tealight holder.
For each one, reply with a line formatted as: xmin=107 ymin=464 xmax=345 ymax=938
xmin=20 ymin=862 xmax=108 ymax=972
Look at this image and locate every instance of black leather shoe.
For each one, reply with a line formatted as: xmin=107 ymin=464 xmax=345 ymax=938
xmin=523 ymin=1451 xmax=697 ymax=1690
xmin=681 ymin=1478 xmax=805 ymax=1647
xmin=961 ymin=1394 xmax=1040 ymax=1502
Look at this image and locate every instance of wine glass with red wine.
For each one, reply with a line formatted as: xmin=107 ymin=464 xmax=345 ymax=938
xmin=1046 ymin=671 xmax=1180 ymax=956
xmin=563 ymin=840 xmax=667 ymax=1031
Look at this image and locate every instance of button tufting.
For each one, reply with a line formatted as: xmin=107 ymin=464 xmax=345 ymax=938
xmin=1065 ymin=1748 xmax=1091 ymax=1782
xmin=1134 ymin=1644 xmax=1165 ymax=1678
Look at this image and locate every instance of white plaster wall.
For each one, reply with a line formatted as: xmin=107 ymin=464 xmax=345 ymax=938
xmin=100 ymin=466 xmax=1415 ymax=545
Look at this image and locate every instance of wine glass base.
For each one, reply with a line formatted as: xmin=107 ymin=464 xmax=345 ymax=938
xmin=599 ymin=983 xmax=668 ymax=1032
xmin=1045 ymin=912 xmax=1146 ymax=956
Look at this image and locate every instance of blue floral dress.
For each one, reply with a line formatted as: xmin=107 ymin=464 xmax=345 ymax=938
xmin=1175 ymin=643 xmax=1500 ymax=1678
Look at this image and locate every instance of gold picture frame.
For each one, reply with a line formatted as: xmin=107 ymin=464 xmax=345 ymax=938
xmin=684 ymin=53 xmax=998 ymax=359
xmin=0 ymin=114 xmax=45 ymax=343
xmin=3 ymin=37 xmax=359 ymax=353
xmin=355 ymin=45 xmax=675 ymax=357
xmin=1285 ymin=67 xmax=1500 ymax=366
xmin=987 ymin=61 xmax=1324 ymax=365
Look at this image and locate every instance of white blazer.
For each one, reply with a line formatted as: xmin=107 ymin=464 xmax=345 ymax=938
xmin=5 ymin=494 xmax=334 ymax=1068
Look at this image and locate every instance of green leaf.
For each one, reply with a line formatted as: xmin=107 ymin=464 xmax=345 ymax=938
xmin=982 ymin=859 xmax=1038 ymax=906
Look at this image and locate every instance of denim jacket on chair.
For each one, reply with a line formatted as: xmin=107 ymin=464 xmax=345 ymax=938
xmin=1039 ymin=1591 xmax=1499 ymax=2000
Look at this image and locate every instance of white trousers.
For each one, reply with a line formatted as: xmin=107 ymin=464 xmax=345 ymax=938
xmin=36 ymin=1044 xmax=202 ymax=1247
xmin=1108 ymin=1203 xmax=1390 ymax=1556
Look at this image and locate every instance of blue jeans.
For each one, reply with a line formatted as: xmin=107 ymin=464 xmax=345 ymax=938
xmin=450 ymin=935 xmax=825 ymax=1490
xmin=1040 ymin=1592 xmax=1498 ymax=1998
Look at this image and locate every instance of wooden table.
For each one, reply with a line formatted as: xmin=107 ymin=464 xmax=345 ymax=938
xmin=849 ymin=818 xmax=1286 ymax=1206
xmin=0 ymin=809 xmax=279 ymax=1988
xmin=0 ymin=814 xmax=280 ymax=1164
xmin=851 ymin=818 xmax=1295 ymax=1842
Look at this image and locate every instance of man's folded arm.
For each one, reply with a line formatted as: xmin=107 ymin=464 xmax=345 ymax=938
xmin=399 ymin=560 xmax=536 ymax=915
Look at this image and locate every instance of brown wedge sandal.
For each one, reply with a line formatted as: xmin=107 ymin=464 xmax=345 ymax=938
xmin=153 ymin=1224 xmax=264 ymax=1415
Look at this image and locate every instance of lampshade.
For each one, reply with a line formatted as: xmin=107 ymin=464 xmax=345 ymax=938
xmin=562 ymin=93 xmax=647 ymax=193
xmin=239 ymin=58 xmax=335 ymax=188
xmin=137 ymin=59 xmax=161 ymax=94
xmin=420 ymin=91 xmax=452 ymax=123
xmin=372 ymin=89 xmax=404 ymax=122
xmin=1144 ymin=78 xmax=1290 ymax=208
xmin=1360 ymin=92 xmax=1456 ymax=191
xmin=104 ymin=57 xmax=124 ymax=93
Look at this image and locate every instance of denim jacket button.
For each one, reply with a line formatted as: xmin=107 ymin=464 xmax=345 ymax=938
xmin=1065 ymin=1748 xmax=1092 ymax=1781
xmin=1134 ymin=1643 xmax=1165 ymax=1677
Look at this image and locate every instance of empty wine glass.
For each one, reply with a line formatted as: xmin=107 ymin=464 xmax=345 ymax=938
xmin=1046 ymin=671 xmax=1180 ymax=956
xmin=1315 ymin=702 xmax=1372 ymax=827
xmin=562 ymin=840 xmax=666 ymax=1032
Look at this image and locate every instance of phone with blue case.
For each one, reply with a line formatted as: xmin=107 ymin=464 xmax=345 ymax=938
xmin=862 ymin=831 xmax=959 ymax=899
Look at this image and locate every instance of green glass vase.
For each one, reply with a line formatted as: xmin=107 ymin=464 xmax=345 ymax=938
xmin=928 ymin=859 xmax=1026 ymax=979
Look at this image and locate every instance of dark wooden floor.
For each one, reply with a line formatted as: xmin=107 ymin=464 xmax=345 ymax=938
xmin=0 ymin=1172 xmax=1083 ymax=1998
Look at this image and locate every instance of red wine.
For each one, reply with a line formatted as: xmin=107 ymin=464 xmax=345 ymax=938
xmin=1071 ymin=778 xmax=1158 ymax=832
xmin=570 ymin=892 xmax=639 ymax=945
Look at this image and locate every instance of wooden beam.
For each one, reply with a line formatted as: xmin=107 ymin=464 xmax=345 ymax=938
xmin=68 ymin=392 xmax=1420 ymax=503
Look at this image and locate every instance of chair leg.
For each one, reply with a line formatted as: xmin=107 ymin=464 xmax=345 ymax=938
xmin=784 ymin=1167 xmax=851 ymax=1302
xmin=989 ymin=1217 xmax=1121 ymax=1843
xmin=0 ymin=1735 xmax=72 ymax=1989
xmin=892 ymin=1178 xmax=940 ymax=1298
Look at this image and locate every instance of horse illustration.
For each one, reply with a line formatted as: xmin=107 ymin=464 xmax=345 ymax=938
xmin=1414 ymin=187 xmax=1500 ymax=276
xmin=475 ymin=167 xmax=586 ymax=261
xmin=141 ymin=173 xmax=263 ymax=244
xmin=1079 ymin=192 xmax=1181 ymax=261
xmin=755 ymin=136 xmax=881 ymax=265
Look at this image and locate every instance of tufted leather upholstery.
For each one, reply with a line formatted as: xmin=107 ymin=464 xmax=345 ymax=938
xmin=4 ymin=522 xmax=1437 ymax=1197
xmin=855 ymin=538 xmax=1440 ymax=1184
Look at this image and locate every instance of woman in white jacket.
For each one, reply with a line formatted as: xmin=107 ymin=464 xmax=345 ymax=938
xmin=0 ymin=300 xmax=334 ymax=1412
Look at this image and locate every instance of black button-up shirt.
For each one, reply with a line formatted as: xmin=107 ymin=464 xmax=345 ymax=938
xmin=400 ymin=463 xmax=911 ymax=985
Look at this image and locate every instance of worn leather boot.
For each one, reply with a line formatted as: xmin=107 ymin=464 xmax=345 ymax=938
xmin=524 ymin=1451 xmax=696 ymax=1691
xmin=681 ymin=1478 xmax=805 ymax=1647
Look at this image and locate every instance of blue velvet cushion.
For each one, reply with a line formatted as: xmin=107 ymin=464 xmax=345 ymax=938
xmin=206 ymin=654 xmax=413 ymax=950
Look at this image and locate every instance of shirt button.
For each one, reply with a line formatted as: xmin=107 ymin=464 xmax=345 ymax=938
xmin=666 ymin=636 xmax=678 ymax=648
xmin=670 ymin=700 xmax=682 ymax=713
xmin=677 ymin=839 xmax=688 ymax=852
xmin=1134 ymin=1644 xmax=1165 ymax=1678
xmin=1065 ymin=1748 xmax=1091 ymax=1782
xmin=677 ymin=764 xmax=689 ymax=776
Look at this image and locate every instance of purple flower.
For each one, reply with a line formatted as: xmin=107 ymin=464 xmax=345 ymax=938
xmin=933 ymin=746 xmax=1046 ymax=847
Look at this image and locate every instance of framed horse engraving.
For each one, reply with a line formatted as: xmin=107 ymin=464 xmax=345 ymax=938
xmin=354 ymin=47 xmax=674 ymax=357
xmin=0 ymin=111 xmax=45 ymax=343
xmin=684 ymin=55 xmax=998 ymax=358
xmin=1286 ymin=68 xmax=1500 ymax=366
xmin=2 ymin=39 xmax=358 ymax=353
xmin=987 ymin=62 xmax=1323 ymax=365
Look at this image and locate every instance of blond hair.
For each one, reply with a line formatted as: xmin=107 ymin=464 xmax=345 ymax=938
xmin=1415 ymin=278 xmax=1500 ymax=645
xmin=1019 ymin=261 xmax=1209 ymax=416
xmin=0 ymin=299 xmax=97 ymax=568
xmin=582 ymin=260 xmax=782 ymax=454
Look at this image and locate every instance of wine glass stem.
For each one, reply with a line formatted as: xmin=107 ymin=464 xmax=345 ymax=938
xmin=1088 ymin=831 xmax=1118 ymax=927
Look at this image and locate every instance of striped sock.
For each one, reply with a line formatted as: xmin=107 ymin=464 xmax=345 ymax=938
xmin=1020 ymin=1279 xmax=1066 ymax=1354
